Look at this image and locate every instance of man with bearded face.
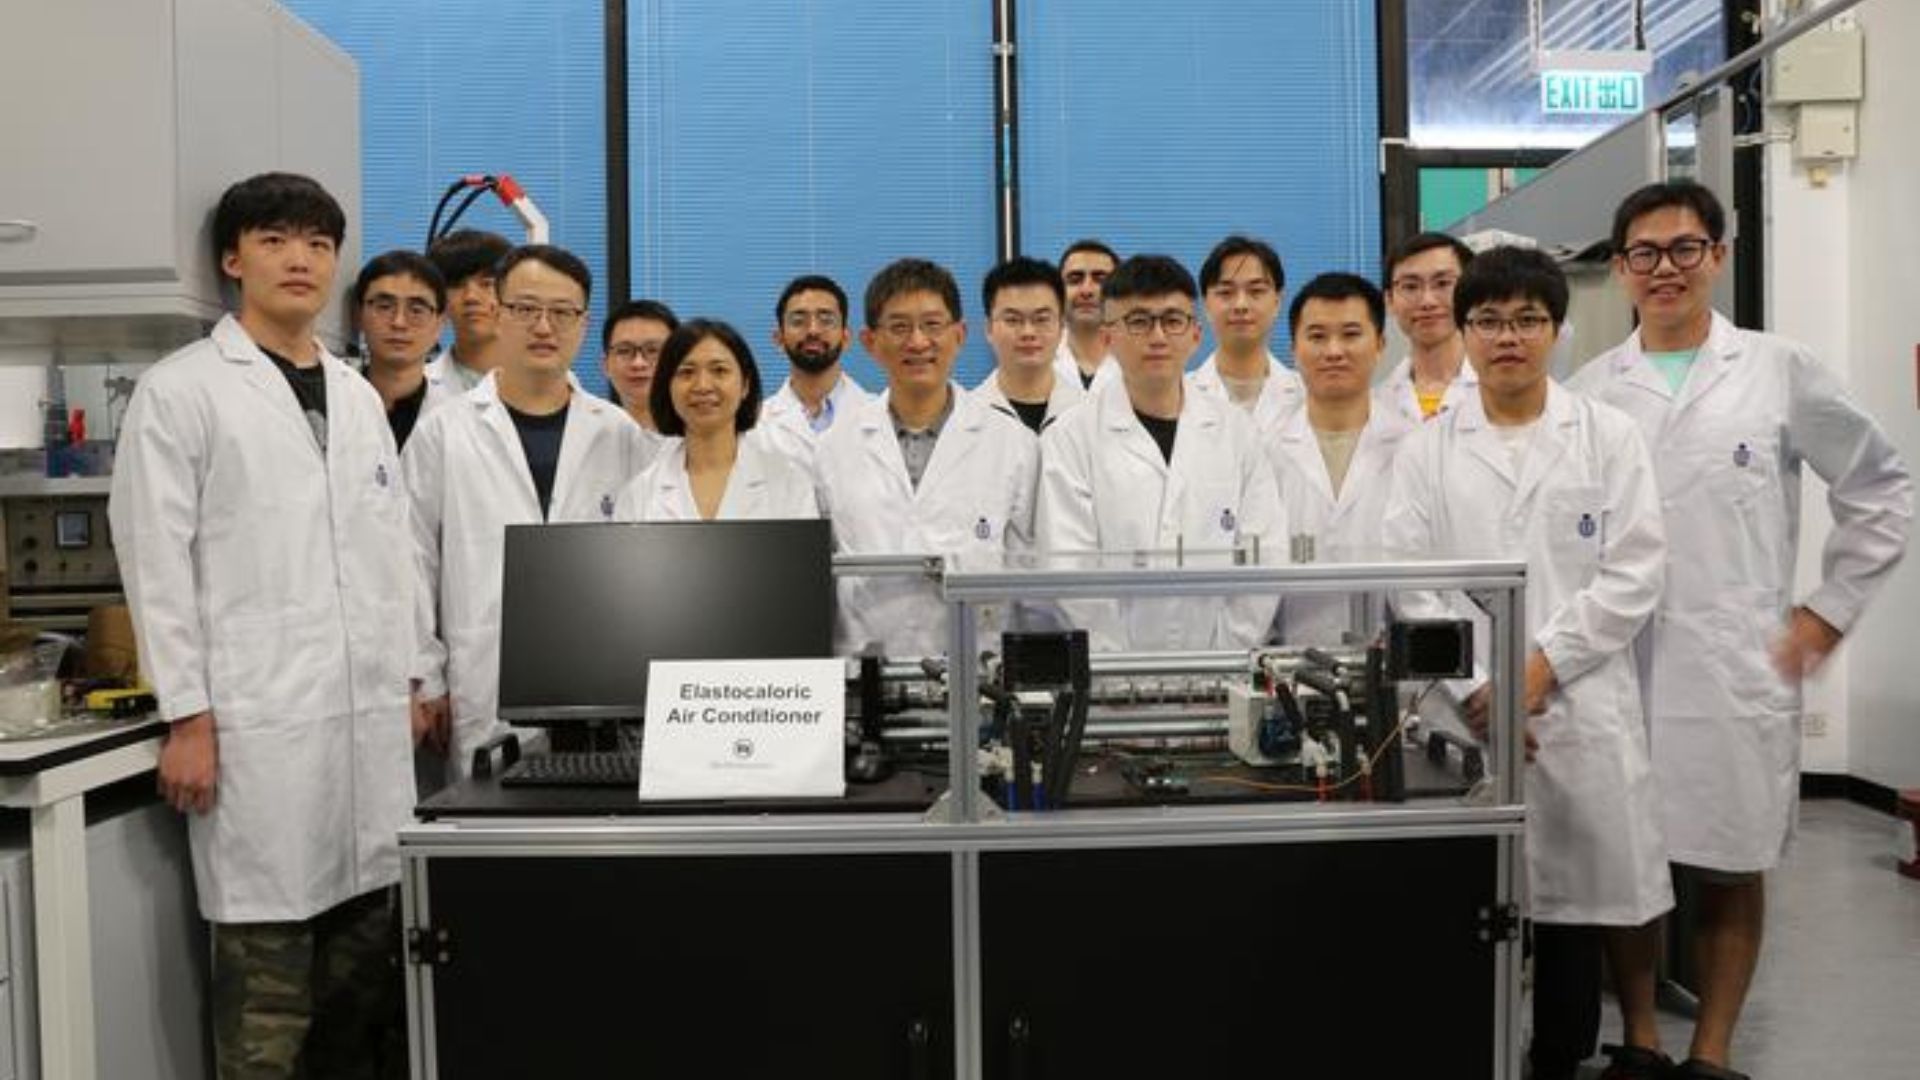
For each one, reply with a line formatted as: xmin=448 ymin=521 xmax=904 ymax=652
xmin=761 ymin=274 xmax=871 ymax=450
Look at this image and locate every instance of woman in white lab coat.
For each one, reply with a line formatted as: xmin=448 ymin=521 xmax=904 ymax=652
xmin=615 ymin=319 xmax=817 ymax=521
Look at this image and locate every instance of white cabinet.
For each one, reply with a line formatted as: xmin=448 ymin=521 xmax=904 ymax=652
xmin=0 ymin=0 xmax=359 ymax=345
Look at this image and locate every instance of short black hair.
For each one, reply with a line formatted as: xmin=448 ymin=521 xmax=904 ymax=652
xmin=211 ymin=172 xmax=346 ymax=265
xmin=1384 ymin=231 xmax=1475 ymax=286
xmin=863 ymin=258 xmax=962 ymax=328
xmin=1452 ymin=246 xmax=1569 ymax=328
xmin=351 ymin=250 xmax=446 ymax=313
xmin=602 ymin=299 xmax=678 ymax=350
xmin=1288 ymin=272 xmax=1386 ymax=336
xmin=1102 ymin=254 xmax=1198 ymax=304
xmin=1610 ymin=180 xmax=1727 ymax=251
xmin=776 ymin=275 xmax=849 ymax=325
xmin=982 ymin=257 xmax=1065 ymax=314
xmin=1199 ymin=234 xmax=1285 ymax=294
xmin=427 ymin=229 xmax=512 ymax=289
xmin=1059 ymin=238 xmax=1119 ymax=268
xmin=494 ymin=244 xmax=593 ymax=304
xmin=648 ymin=318 xmax=764 ymax=438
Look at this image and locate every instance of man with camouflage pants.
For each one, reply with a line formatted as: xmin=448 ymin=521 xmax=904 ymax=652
xmin=110 ymin=173 xmax=423 ymax=1078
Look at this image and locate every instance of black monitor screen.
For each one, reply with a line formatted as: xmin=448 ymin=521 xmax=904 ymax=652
xmin=497 ymin=520 xmax=835 ymax=723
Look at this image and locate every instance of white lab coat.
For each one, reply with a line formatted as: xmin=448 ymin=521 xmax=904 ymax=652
xmin=971 ymin=367 xmax=1088 ymax=433
xmin=1372 ymin=354 xmax=1479 ymax=426
xmin=1187 ymin=350 xmax=1306 ymax=437
xmin=614 ymin=427 xmax=819 ymax=521
xmin=1381 ymin=381 xmax=1673 ymax=925
xmin=1266 ymin=405 xmax=1416 ymax=645
xmin=813 ymin=386 xmax=1040 ymax=658
xmin=405 ymin=373 xmax=661 ymax=773
xmin=1053 ymin=338 xmax=1120 ymax=395
xmin=1568 ymin=313 xmax=1913 ymax=871
xmin=760 ymin=371 xmax=871 ymax=450
xmin=424 ymin=348 xmax=487 ymax=396
xmin=1036 ymin=378 xmax=1288 ymax=652
xmin=108 ymin=315 xmax=416 ymax=923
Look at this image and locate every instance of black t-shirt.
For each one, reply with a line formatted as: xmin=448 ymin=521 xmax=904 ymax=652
xmin=1007 ymin=398 xmax=1050 ymax=434
xmin=1135 ymin=410 xmax=1178 ymax=464
xmin=1077 ymin=367 xmax=1097 ymax=390
xmin=263 ymin=347 xmax=328 ymax=450
xmin=385 ymin=376 xmax=429 ymax=452
xmin=506 ymin=403 xmax=569 ymax=519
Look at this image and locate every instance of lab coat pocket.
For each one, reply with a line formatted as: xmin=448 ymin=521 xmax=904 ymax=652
xmin=208 ymin=608 xmax=340 ymax=731
xmin=1543 ymin=484 xmax=1605 ymax=579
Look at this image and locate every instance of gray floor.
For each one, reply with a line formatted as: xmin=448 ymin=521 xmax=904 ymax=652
xmin=1584 ymin=798 xmax=1920 ymax=1078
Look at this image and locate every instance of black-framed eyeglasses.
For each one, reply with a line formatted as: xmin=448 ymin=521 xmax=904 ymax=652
xmin=607 ymin=341 xmax=664 ymax=363
xmin=1464 ymin=313 xmax=1554 ymax=340
xmin=1619 ymin=237 xmax=1715 ymax=275
xmin=500 ymin=300 xmax=586 ymax=330
xmin=1109 ymin=310 xmax=1195 ymax=337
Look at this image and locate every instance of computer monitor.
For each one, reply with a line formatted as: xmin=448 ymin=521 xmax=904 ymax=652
xmin=496 ymin=519 xmax=835 ymax=723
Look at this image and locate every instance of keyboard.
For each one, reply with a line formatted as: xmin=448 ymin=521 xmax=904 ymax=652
xmin=498 ymin=751 xmax=641 ymax=789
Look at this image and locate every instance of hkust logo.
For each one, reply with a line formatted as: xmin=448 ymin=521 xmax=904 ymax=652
xmin=974 ymin=517 xmax=991 ymax=540
xmin=1578 ymin=513 xmax=1597 ymax=539
xmin=1219 ymin=508 xmax=1237 ymax=533
xmin=374 ymin=463 xmax=389 ymax=489
xmin=1734 ymin=442 xmax=1752 ymax=468
xmin=730 ymin=738 xmax=756 ymax=761
xmin=600 ymin=494 xmax=615 ymax=518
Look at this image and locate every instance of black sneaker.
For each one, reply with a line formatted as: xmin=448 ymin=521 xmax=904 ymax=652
xmin=1597 ymin=1043 xmax=1675 ymax=1079
xmin=1671 ymin=1060 xmax=1749 ymax=1080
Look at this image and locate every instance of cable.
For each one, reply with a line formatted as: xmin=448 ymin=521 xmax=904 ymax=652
xmin=1191 ymin=679 xmax=1439 ymax=796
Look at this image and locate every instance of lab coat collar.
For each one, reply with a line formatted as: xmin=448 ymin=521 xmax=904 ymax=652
xmin=651 ymin=436 xmax=774 ymax=519
xmin=853 ymin=383 xmax=980 ymax=496
xmin=1609 ymin=309 xmax=1743 ymax=408
xmin=1453 ymin=378 xmax=1577 ymax=499
xmin=212 ymin=314 xmax=338 ymax=456
xmin=468 ymin=369 xmax=602 ymax=517
xmin=974 ymin=367 xmax=1085 ymax=431
xmin=1097 ymin=375 xmax=1224 ymax=479
xmin=1277 ymin=400 xmax=1412 ymax=514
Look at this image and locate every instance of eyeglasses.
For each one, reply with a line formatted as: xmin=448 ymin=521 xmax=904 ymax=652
xmin=362 ymin=295 xmax=440 ymax=324
xmin=607 ymin=341 xmax=663 ymax=363
xmin=1109 ymin=310 xmax=1196 ymax=337
xmin=1390 ymin=275 xmax=1458 ymax=300
xmin=877 ymin=317 xmax=954 ymax=343
xmin=1619 ymin=237 xmax=1715 ymax=275
xmin=500 ymin=300 xmax=587 ymax=330
xmin=992 ymin=309 xmax=1060 ymax=332
xmin=1464 ymin=313 xmax=1555 ymax=340
xmin=783 ymin=310 xmax=843 ymax=331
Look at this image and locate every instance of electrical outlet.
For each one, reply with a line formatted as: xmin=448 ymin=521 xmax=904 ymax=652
xmin=1804 ymin=712 xmax=1829 ymax=738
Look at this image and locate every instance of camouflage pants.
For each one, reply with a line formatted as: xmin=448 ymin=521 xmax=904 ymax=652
xmin=211 ymin=887 xmax=407 ymax=1080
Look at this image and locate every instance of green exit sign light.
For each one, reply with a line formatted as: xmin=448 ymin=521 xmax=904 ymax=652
xmin=1541 ymin=70 xmax=1645 ymax=116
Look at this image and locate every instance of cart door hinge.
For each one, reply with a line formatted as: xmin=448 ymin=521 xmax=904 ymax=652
xmin=406 ymin=925 xmax=453 ymax=966
xmin=1477 ymin=903 xmax=1521 ymax=944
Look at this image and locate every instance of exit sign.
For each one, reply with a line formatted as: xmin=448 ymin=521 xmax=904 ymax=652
xmin=1541 ymin=70 xmax=1645 ymax=115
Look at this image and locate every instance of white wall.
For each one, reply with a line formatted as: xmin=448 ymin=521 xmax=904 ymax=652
xmin=1764 ymin=0 xmax=1920 ymax=786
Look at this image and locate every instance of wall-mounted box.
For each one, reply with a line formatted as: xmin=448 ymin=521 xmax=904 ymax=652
xmin=1770 ymin=27 xmax=1865 ymax=104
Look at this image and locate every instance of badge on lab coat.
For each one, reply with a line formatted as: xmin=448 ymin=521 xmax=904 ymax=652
xmin=1733 ymin=442 xmax=1751 ymax=468
xmin=600 ymin=493 xmax=615 ymax=519
xmin=1578 ymin=513 xmax=1597 ymax=539
xmin=1219 ymin=508 xmax=1237 ymax=534
xmin=375 ymin=463 xmax=389 ymax=488
xmin=974 ymin=517 xmax=991 ymax=540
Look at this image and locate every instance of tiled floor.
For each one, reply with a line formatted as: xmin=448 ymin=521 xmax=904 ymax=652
xmin=1583 ymin=798 xmax=1920 ymax=1078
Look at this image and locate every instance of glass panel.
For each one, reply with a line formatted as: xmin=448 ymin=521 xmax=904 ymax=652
xmin=1409 ymin=0 xmax=1725 ymax=149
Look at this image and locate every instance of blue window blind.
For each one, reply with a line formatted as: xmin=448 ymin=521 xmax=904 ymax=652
xmin=1016 ymin=0 xmax=1381 ymax=366
xmin=628 ymin=0 xmax=999 ymax=391
xmin=281 ymin=1 xmax=609 ymax=389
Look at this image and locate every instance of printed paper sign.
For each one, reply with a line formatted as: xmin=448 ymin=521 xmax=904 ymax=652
xmin=638 ymin=658 xmax=845 ymax=800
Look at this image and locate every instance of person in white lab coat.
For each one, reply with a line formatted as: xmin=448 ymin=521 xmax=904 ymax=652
xmin=615 ymin=318 xmax=816 ymax=521
xmin=352 ymin=249 xmax=459 ymax=453
xmin=1188 ymin=234 xmax=1305 ymax=434
xmin=1382 ymin=247 xmax=1672 ymax=1080
xmin=973 ymin=255 xmax=1086 ymax=434
xmin=1055 ymin=239 xmax=1123 ymax=393
xmin=1268 ymin=273 xmax=1414 ymax=645
xmin=109 ymin=173 xmax=416 ymax=1076
xmin=423 ymin=228 xmax=512 ymax=394
xmin=406 ymin=245 xmax=661 ymax=776
xmin=760 ymin=274 xmax=872 ymax=449
xmin=1568 ymin=181 xmax=1913 ymax=1080
xmin=1375 ymin=231 xmax=1479 ymax=425
xmin=1037 ymin=254 xmax=1287 ymax=652
xmin=600 ymin=297 xmax=678 ymax=433
xmin=813 ymin=258 xmax=1040 ymax=658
